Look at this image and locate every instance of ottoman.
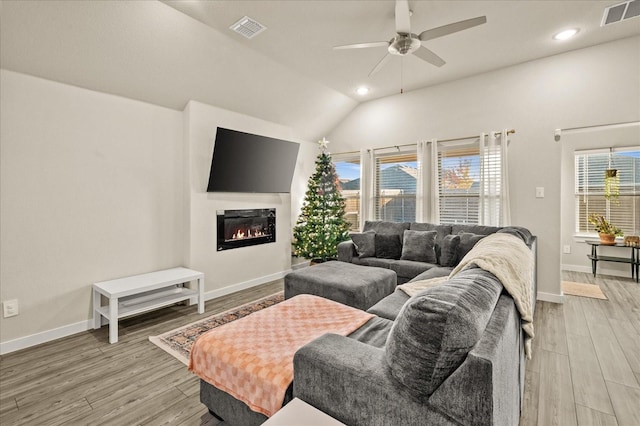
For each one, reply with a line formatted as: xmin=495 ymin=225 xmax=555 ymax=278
xmin=284 ymin=261 xmax=397 ymax=310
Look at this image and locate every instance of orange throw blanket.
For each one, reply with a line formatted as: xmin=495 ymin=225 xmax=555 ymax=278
xmin=189 ymin=294 xmax=374 ymax=417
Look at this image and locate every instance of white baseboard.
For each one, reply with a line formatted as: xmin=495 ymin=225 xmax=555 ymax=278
xmin=292 ymin=260 xmax=310 ymax=270
xmin=0 ymin=319 xmax=93 ymax=355
xmin=562 ymin=263 xmax=632 ymax=279
xmin=1 ymin=269 xmax=293 ymax=355
xmin=202 ymin=269 xmax=292 ymax=301
xmin=537 ymin=291 xmax=564 ymax=304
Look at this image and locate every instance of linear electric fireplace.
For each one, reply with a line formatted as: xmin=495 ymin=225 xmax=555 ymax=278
xmin=217 ymin=208 xmax=276 ymax=251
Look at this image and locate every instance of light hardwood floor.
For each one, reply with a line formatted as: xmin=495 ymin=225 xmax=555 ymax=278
xmin=1 ymin=272 xmax=638 ymax=425
xmin=520 ymin=271 xmax=640 ymax=426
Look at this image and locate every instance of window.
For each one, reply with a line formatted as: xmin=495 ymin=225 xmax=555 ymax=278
xmin=374 ymin=151 xmax=417 ymax=223
xmin=333 ymin=154 xmax=361 ymax=231
xmin=575 ymin=148 xmax=640 ymax=235
xmin=438 ymin=145 xmax=481 ymax=224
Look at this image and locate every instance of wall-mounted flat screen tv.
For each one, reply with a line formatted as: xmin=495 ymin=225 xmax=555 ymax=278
xmin=207 ymin=127 xmax=300 ymax=193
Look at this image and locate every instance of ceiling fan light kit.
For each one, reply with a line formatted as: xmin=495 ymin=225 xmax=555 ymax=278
xmin=388 ymin=34 xmax=421 ymax=56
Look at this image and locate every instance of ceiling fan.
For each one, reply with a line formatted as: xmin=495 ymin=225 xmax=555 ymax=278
xmin=334 ymin=0 xmax=487 ymax=77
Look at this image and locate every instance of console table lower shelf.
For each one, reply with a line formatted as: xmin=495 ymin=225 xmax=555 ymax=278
xmin=93 ymin=267 xmax=205 ymax=343
xmin=586 ymin=240 xmax=639 ymax=283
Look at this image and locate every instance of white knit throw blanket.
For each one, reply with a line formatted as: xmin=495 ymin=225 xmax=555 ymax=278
xmin=450 ymin=233 xmax=535 ymax=358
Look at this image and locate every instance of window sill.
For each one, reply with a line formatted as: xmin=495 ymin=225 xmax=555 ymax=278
xmin=573 ymin=233 xmax=624 ymax=243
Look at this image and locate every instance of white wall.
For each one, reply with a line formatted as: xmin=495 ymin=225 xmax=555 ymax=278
xmin=327 ymin=36 xmax=640 ymax=302
xmin=0 ymin=70 xmax=184 ymax=347
xmin=560 ymin=124 xmax=640 ymax=278
xmin=183 ymin=101 xmax=316 ymax=297
xmin=0 ymin=72 xmax=316 ymax=352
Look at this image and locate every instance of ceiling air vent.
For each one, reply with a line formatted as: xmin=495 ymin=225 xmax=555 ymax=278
xmin=230 ymin=16 xmax=267 ymax=39
xmin=602 ymin=0 xmax=640 ymax=26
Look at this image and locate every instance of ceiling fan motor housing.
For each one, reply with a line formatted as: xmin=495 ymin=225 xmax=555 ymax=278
xmin=388 ymin=33 xmax=421 ymax=56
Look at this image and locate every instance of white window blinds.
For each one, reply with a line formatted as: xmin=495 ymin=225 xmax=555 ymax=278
xmin=374 ymin=150 xmax=418 ymax=223
xmin=438 ymin=143 xmax=481 ymax=224
xmin=575 ymin=147 xmax=640 ymax=235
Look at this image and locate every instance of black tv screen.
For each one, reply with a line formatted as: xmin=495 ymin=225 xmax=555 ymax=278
xmin=207 ymin=127 xmax=300 ymax=193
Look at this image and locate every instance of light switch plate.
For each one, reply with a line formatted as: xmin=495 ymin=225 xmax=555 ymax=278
xmin=536 ymin=187 xmax=545 ymax=198
xmin=563 ymin=245 xmax=571 ymax=254
xmin=3 ymin=299 xmax=18 ymax=318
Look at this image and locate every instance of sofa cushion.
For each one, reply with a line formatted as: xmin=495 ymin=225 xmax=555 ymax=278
xmin=390 ymin=260 xmax=437 ymax=281
xmin=438 ymin=234 xmax=460 ymax=267
xmin=367 ymin=289 xmax=410 ymax=321
xmin=350 ymin=231 xmax=376 ymax=258
xmin=352 ymin=257 xmax=395 ymax=269
xmin=364 ymin=221 xmax=410 ymax=237
xmin=410 ymin=267 xmax=452 ymax=282
xmin=457 ymin=232 xmax=486 ymax=263
xmin=384 ymin=268 xmax=503 ymax=400
xmin=375 ymin=234 xmax=402 ymax=259
xmin=400 ymin=230 xmax=437 ymax=263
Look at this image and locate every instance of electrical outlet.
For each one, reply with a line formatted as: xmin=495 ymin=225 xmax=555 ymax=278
xmin=563 ymin=245 xmax=571 ymax=254
xmin=3 ymin=299 xmax=19 ymax=318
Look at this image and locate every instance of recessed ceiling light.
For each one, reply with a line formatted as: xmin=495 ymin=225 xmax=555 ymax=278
xmin=553 ymin=28 xmax=580 ymax=41
xmin=356 ymin=86 xmax=369 ymax=96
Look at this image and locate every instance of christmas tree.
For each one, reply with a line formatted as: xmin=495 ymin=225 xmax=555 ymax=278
xmin=293 ymin=138 xmax=351 ymax=262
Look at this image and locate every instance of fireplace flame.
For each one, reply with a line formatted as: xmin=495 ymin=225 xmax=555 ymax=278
xmin=230 ymin=227 xmax=265 ymax=241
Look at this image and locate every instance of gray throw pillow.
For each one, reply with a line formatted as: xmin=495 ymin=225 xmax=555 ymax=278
xmin=400 ymin=230 xmax=437 ymax=263
xmin=457 ymin=232 xmax=486 ymax=263
xmin=374 ymin=234 xmax=402 ymax=259
xmin=438 ymin=234 xmax=460 ymax=267
xmin=385 ymin=269 xmax=503 ymax=400
xmin=350 ymin=231 xmax=376 ymax=258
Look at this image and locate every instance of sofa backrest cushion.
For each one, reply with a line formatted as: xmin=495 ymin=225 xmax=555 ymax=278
xmin=400 ymin=230 xmax=437 ymax=263
xmin=451 ymin=224 xmax=501 ymax=236
xmin=384 ymin=268 xmax=503 ymax=400
xmin=364 ymin=221 xmax=410 ymax=238
xmin=498 ymin=226 xmax=535 ymax=247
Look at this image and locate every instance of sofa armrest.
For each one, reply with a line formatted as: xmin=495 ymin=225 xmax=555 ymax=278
xmin=293 ymin=334 xmax=454 ymax=426
xmin=337 ymin=240 xmax=356 ymax=263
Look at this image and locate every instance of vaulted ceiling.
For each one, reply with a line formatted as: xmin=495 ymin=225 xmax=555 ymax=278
xmin=2 ymin=0 xmax=639 ymax=141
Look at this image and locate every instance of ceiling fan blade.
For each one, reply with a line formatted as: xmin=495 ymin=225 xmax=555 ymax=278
xmin=395 ymin=0 xmax=411 ymax=34
xmin=418 ymin=16 xmax=487 ymax=42
xmin=413 ymin=46 xmax=446 ymax=67
xmin=369 ymin=53 xmax=392 ymax=77
xmin=334 ymin=41 xmax=389 ymax=50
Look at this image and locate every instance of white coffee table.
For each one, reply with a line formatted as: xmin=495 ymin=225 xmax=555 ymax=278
xmin=263 ymin=398 xmax=345 ymax=425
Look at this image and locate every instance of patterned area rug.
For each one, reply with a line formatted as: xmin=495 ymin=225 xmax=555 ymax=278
xmin=149 ymin=292 xmax=284 ymax=365
xmin=562 ymin=281 xmax=608 ymax=300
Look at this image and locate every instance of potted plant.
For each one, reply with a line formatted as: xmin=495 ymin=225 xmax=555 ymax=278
xmin=588 ymin=213 xmax=623 ymax=245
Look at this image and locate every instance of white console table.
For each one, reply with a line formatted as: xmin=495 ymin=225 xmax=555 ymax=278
xmin=93 ymin=267 xmax=204 ymax=343
xmin=263 ymin=398 xmax=345 ymax=425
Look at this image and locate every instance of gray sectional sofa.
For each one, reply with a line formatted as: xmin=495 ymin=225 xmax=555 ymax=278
xmin=338 ymin=220 xmax=536 ymax=284
xmin=198 ymin=221 xmax=537 ymax=425
xmin=294 ymin=225 xmax=537 ymax=426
